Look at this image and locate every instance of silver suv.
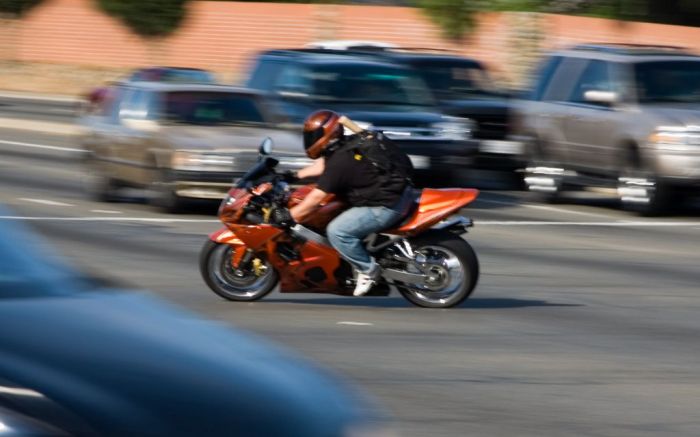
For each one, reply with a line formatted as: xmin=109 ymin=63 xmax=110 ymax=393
xmin=517 ymin=44 xmax=700 ymax=214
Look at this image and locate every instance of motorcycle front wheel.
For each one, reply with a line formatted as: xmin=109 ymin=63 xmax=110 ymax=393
xmin=395 ymin=231 xmax=479 ymax=308
xmin=199 ymin=240 xmax=278 ymax=302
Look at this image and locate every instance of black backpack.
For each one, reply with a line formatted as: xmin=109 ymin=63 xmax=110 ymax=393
xmin=350 ymin=131 xmax=414 ymax=185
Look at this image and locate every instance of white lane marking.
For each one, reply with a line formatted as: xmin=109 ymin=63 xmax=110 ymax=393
xmin=90 ymin=209 xmax=123 ymax=214
xmin=0 ymin=216 xmax=699 ymax=227
xmin=18 ymin=198 xmax=73 ymax=207
xmin=0 ymin=216 xmax=219 ymax=223
xmin=0 ymin=139 xmax=83 ymax=153
xmin=337 ymin=321 xmax=374 ymax=326
xmin=478 ymin=198 xmax=611 ymax=218
xmin=477 ymin=221 xmax=700 ymax=226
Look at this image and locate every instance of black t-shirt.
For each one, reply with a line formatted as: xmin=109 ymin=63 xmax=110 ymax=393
xmin=317 ymin=143 xmax=405 ymax=208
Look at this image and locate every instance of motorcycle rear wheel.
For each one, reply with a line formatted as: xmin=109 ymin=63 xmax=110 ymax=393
xmin=395 ymin=231 xmax=479 ymax=308
xmin=199 ymin=240 xmax=278 ymax=302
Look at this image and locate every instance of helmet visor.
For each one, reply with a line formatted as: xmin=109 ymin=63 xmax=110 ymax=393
xmin=304 ymin=126 xmax=325 ymax=150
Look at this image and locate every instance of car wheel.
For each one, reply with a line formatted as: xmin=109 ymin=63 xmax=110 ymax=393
xmin=616 ymin=150 xmax=671 ymax=216
xmin=523 ymin=136 xmax=564 ymax=203
xmin=150 ymin=170 xmax=187 ymax=213
xmin=84 ymin=159 xmax=119 ymax=202
xmin=617 ymin=170 xmax=672 ymax=216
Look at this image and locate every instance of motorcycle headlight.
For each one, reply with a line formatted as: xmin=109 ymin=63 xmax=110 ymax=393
xmin=650 ymin=126 xmax=700 ymax=152
xmin=171 ymin=151 xmax=235 ymax=171
xmin=432 ymin=117 xmax=474 ymax=141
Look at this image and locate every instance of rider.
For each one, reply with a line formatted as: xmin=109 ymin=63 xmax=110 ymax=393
xmin=273 ymin=110 xmax=411 ymax=296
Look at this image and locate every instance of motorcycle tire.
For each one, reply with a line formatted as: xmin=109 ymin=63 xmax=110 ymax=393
xmin=199 ymin=240 xmax=278 ymax=302
xmin=396 ymin=230 xmax=479 ymax=308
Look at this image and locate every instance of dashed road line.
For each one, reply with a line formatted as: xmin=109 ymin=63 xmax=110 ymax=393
xmin=0 ymin=139 xmax=83 ymax=153
xmin=477 ymin=221 xmax=700 ymax=227
xmin=90 ymin=209 xmax=123 ymax=214
xmin=18 ymin=198 xmax=73 ymax=207
xmin=337 ymin=321 xmax=374 ymax=326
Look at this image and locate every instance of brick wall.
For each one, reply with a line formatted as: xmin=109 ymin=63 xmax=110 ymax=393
xmin=8 ymin=0 xmax=700 ymax=84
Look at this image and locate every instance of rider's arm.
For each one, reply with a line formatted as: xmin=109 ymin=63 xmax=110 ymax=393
xmin=290 ymin=188 xmax=327 ymax=223
xmin=296 ymin=158 xmax=325 ymax=180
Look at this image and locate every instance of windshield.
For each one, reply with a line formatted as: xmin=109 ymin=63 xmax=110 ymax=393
xmin=162 ymin=92 xmax=266 ymax=126
xmin=307 ymin=65 xmax=435 ymax=106
xmin=416 ymin=63 xmax=497 ymax=100
xmin=635 ymin=61 xmax=700 ymax=103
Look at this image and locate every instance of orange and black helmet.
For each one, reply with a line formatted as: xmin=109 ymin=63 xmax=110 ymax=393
xmin=303 ymin=110 xmax=343 ymax=159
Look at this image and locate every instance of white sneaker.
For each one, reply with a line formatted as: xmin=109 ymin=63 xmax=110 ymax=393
xmin=353 ymin=270 xmax=376 ymax=296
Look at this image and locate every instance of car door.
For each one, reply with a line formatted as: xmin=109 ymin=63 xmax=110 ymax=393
xmin=116 ymin=88 xmax=156 ymax=186
xmin=529 ymin=56 xmax=587 ymax=165
xmin=563 ymin=60 xmax=621 ymax=175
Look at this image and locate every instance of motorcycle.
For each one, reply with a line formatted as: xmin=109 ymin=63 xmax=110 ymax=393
xmin=200 ymin=133 xmax=480 ymax=308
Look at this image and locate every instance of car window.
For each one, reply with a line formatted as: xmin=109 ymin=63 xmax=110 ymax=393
xmin=119 ymin=89 xmax=149 ymax=120
xmin=161 ymin=92 xmax=266 ymax=126
xmin=568 ymin=60 xmax=614 ymax=104
xmin=413 ymin=62 xmax=496 ymax=100
xmin=634 ymin=60 xmax=700 ymax=104
xmin=541 ymin=57 xmax=588 ymax=102
xmin=529 ymin=56 xmax=563 ymax=101
xmin=247 ymin=60 xmax=284 ymax=89
xmin=274 ymin=65 xmax=312 ymax=95
xmin=305 ymin=64 xmax=435 ymax=106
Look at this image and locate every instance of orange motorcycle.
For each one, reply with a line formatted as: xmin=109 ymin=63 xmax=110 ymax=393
xmin=200 ymin=138 xmax=480 ymax=308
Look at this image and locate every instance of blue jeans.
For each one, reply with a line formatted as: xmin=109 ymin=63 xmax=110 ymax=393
xmin=327 ymin=206 xmax=403 ymax=274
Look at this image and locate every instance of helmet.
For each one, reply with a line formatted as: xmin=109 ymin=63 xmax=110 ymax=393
xmin=303 ymin=110 xmax=343 ymax=159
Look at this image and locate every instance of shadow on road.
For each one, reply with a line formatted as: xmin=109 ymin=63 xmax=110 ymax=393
xmin=265 ymin=296 xmax=582 ymax=309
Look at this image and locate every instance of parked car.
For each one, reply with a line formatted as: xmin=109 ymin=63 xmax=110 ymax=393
xmin=243 ymin=49 xmax=479 ymax=184
xmin=517 ymin=44 xmax=700 ymax=214
xmin=0 ymin=206 xmax=390 ymax=436
xmin=84 ymin=67 xmax=217 ymax=115
xmin=79 ymin=82 xmax=308 ymax=212
xmin=299 ymin=42 xmax=523 ymax=171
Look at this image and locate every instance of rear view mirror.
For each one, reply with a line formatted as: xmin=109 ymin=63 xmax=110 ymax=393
xmin=584 ymin=90 xmax=619 ymax=105
xmin=259 ymin=137 xmax=273 ymax=155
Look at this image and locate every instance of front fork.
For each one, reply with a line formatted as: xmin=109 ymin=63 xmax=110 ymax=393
xmin=208 ymin=228 xmax=261 ymax=276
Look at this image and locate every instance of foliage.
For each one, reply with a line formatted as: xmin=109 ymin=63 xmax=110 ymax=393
xmin=96 ymin=0 xmax=190 ymax=37
xmin=0 ymin=0 xmax=43 ymax=16
xmin=418 ymin=0 xmax=489 ymax=40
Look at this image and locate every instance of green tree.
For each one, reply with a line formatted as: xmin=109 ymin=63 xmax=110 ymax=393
xmin=0 ymin=0 xmax=43 ymax=16
xmin=97 ymin=0 xmax=190 ymax=37
xmin=418 ymin=0 xmax=488 ymax=40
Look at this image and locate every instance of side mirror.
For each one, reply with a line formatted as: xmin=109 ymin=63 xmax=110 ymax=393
xmin=584 ymin=90 xmax=619 ymax=105
xmin=259 ymin=137 xmax=273 ymax=156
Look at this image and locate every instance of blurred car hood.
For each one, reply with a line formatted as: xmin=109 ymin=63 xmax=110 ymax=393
xmin=161 ymin=125 xmax=304 ymax=155
xmin=641 ymin=104 xmax=700 ymax=127
xmin=0 ymin=291 xmax=374 ymax=436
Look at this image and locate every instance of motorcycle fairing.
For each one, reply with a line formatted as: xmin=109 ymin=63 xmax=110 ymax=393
xmin=388 ymin=188 xmax=479 ymax=235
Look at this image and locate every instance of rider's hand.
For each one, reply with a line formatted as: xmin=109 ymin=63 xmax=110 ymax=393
xmin=280 ymin=170 xmax=299 ymax=183
xmin=269 ymin=207 xmax=296 ymax=229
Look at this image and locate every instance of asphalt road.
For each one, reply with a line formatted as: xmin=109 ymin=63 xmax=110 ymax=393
xmin=2 ymin=125 xmax=700 ymax=436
